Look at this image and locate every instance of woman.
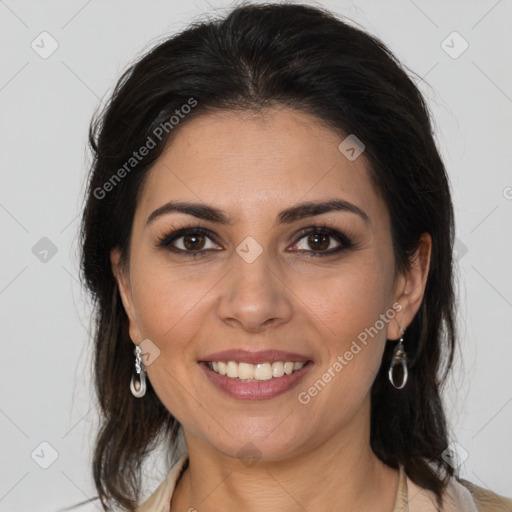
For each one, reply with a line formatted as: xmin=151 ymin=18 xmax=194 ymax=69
xmin=80 ymin=3 xmax=511 ymax=511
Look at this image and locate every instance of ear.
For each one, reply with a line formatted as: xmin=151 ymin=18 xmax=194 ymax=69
xmin=110 ymin=247 xmax=142 ymax=343
xmin=386 ymin=233 xmax=432 ymax=340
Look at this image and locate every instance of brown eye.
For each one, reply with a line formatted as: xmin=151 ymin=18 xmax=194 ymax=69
xmin=157 ymin=227 xmax=222 ymax=255
xmin=182 ymin=234 xmax=206 ymax=251
xmin=305 ymin=232 xmax=331 ymax=251
xmin=294 ymin=231 xmax=341 ymax=253
xmin=290 ymin=225 xmax=353 ymax=257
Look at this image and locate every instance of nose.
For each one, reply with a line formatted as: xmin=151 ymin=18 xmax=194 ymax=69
xmin=216 ymin=247 xmax=293 ymax=333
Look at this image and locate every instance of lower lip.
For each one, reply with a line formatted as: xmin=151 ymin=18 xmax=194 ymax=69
xmin=199 ymin=361 xmax=313 ymax=400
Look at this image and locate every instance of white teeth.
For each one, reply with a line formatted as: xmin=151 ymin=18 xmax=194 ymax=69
xmin=208 ymin=360 xmax=306 ymax=381
xmin=226 ymin=361 xmax=238 ymax=378
xmin=254 ymin=363 xmax=273 ymax=381
xmin=272 ymin=361 xmax=284 ymax=378
xmin=218 ymin=361 xmax=227 ymax=375
xmin=238 ymin=362 xmax=254 ymax=380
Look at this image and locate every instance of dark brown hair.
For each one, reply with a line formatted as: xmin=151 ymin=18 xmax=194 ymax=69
xmin=80 ymin=2 xmax=456 ymax=510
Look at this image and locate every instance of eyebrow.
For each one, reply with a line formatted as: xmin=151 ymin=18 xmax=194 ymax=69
xmin=146 ymin=199 xmax=370 ymax=227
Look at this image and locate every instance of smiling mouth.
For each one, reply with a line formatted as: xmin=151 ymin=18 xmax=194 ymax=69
xmin=204 ymin=360 xmax=312 ymax=382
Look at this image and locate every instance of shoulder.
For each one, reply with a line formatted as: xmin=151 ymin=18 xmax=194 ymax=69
xmin=135 ymin=453 xmax=189 ymax=512
xmin=458 ymin=479 xmax=512 ymax=512
xmin=405 ymin=469 xmax=512 ymax=512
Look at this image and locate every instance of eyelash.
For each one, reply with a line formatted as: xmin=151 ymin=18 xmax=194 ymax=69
xmin=155 ymin=222 xmax=355 ymax=258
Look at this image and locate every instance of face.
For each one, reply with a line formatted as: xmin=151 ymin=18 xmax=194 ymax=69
xmin=112 ymin=106 xmax=429 ymax=462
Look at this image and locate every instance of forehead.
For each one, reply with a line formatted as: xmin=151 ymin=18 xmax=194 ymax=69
xmin=136 ymin=107 xmax=387 ymax=227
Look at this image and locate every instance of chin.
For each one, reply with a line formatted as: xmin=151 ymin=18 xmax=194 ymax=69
xmin=205 ymin=421 xmax=308 ymax=463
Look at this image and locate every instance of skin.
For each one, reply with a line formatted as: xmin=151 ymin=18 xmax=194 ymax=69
xmin=111 ymin=106 xmax=431 ymax=511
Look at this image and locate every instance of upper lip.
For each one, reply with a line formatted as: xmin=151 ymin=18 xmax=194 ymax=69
xmin=199 ymin=349 xmax=312 ymax=364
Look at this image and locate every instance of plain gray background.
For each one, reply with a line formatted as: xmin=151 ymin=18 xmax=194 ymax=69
xmin=1 ymin=0 xmax=511 ymax=510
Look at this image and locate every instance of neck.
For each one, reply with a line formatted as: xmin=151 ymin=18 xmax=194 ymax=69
xmin=171 ymin=401 xmax=399 ymax=511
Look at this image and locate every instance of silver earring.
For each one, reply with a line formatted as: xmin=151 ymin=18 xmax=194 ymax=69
xmin=388 ymin=328 xmax=408 ymax=389
xmin=130 ymin=344 xmax=147 ymax=398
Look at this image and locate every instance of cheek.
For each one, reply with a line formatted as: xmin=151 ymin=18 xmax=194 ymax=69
xmin=127 ymin=260 xmax=219 ymax=418
xmin=298 ymin=258 xmax=393 ymax=345
xmin=293 ymin=259 xmax=393 ymax=404
xmin=128 ymin=253 xmax=223 ymax=361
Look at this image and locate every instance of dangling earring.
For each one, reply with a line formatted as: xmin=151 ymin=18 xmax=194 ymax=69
xmin=130 ymin=344 xmax=147 ymax=398
xmin=388 ymin=328 xmax=408 ymax=389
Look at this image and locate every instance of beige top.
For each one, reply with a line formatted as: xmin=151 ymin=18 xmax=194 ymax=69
xmin=135 ymin=453 xmax=512 ymax=512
